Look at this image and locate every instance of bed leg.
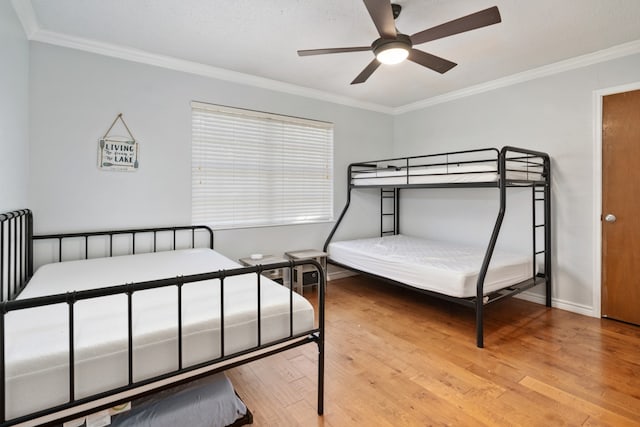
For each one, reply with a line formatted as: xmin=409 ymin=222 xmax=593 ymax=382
xmin=317 ymin=337 xmax=324 ymax=415
xmin=317 ymin=269 xmax=325 ymax=416
xmin=546 ymin=279 xmax=552 ymax=307
xmin=476 ymin=302 xmax=484 ymax=348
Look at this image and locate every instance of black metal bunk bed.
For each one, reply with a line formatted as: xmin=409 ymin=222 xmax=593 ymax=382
xmin=323 ymin=146 xmax=551 ymax=348
xmin=0 ymin=209 xmax=325 ymax=426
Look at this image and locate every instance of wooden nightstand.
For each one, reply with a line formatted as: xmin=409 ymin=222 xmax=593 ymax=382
xmin=284 ymin=249 xmax=327 ymax=295
xmin=238 ymin=255 xmax=293 ymax=291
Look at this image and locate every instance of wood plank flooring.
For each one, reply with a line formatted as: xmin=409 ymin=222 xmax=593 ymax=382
xmin=226 ymin=276 xmax=640 ymax=426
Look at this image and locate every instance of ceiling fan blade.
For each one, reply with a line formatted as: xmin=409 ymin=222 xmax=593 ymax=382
xmin=410 ymin=6 xmax=501 ymax=45
xmin=297 ymin=46 xmax=371 ymax=56
xmin=408 ymin=49 xmax=457 ymax=74
xmin=363 ymin=0 xmax=397 ymax=39
xmin=351 ymin=59 xmax=381 ymax=84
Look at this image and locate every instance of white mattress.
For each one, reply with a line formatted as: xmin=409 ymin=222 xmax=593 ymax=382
xmin=5 ymin=248 xmax=314 ymax=420
xmin=328 ymin=235 xmax=534 ymax=298
xmin=351 ymin=163 xmax=543 ymax=186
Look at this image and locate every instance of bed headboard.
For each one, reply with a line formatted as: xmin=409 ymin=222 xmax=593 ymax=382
xmin=0 ymin=208 xmax=215 ymax=300
xmin=32 ymin=224 xmax=214 ymax=270
xmin=0 ymin=209 xmax=33 ymax=302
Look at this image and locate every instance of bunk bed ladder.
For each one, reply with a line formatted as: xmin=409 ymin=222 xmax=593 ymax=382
xmin=380 ymin=188 xmax=399 ymax=236
xmin=532 ymin=182 xmax=552 ymax=307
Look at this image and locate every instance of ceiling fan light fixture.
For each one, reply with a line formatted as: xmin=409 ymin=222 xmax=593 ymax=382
xmin=372 ymin=34 xmax=412 ymax=65
xmin=376 ymin=43 xmax=409 ymax=64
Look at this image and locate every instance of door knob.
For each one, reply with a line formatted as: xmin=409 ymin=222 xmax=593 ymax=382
xmin=604 ymin=214 xmax=617 ymax=223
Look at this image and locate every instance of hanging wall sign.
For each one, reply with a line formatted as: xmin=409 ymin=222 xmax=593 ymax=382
xmin=98 ymin=113 xmax=139 ymax=171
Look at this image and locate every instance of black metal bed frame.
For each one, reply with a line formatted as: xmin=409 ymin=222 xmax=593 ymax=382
xmin=0 ymin=210 xmax=324 ymax=426
xmin=324 ymin=146 xmax=551 ymax=348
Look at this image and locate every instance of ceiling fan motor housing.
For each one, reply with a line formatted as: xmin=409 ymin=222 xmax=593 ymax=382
xmin=372 ymin=33 xmax=412 ymax=57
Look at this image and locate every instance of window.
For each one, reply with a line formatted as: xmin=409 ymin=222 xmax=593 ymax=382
xmin=192 ymin=102 xmax=334 ymax=229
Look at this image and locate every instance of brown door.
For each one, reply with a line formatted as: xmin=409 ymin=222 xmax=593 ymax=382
xmin=602 ymin=89 xmax=640 ymax=325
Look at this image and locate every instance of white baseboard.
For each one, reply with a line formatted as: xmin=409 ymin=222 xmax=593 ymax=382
xmin=327 ymin=269 xmax=358 ymax=281
xmin=516 ymin=291 xmax=596 ymax=318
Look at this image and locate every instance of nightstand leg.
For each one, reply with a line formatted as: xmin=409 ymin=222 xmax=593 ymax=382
xmin=294 ymin=266 xmax=303 ymax=295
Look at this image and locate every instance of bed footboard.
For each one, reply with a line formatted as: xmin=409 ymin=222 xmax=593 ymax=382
xmin=1 ymin=260 xmax=325 ymax=426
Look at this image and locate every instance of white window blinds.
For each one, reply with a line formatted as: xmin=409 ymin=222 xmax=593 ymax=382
xmin=192 ymin=102 xmax=334 ymax=229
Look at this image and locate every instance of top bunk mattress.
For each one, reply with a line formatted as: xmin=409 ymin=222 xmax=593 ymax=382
xmin=328 ymin=235 xmax=534 ymax=298
xmin=5 ymin=248 xmax=314 ymax=419
xmin=351 ymin=163 xmax=544 ymax=186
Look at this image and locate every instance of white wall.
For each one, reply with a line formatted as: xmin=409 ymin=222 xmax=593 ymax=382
xmin=28 ymin=42 xmax=392 ymax=260
xmin=394 ymin=53 xmax=640 ymax=314
xmin=0 ymin=2 xmax=29 ymax=212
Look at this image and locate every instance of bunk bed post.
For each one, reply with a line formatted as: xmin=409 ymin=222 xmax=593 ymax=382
xmin=379 ymin=189 xmax=384 ymax=236
xmin=475 ymin=149 xmax=508 ymax=348
xmin=324 ymin=191 xmax=351 ymax=252
xmin=324 ymin=163 xmax=358 ymax=252
xmin=544 ymin=156 xmax=552 ymax=307
xmin=395 ymin=188 xmax=400 ymax=235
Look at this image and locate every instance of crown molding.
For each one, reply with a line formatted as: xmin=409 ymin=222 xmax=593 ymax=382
xmin=27 ymin=29 xmax=394 ymax=115
xmin=394 ymin=39 xmax=640 ymax=114
xmin=12 ymin=0 xmax=393 ymax=113
xmin=11 ymin=0 xmax=39 ymax=39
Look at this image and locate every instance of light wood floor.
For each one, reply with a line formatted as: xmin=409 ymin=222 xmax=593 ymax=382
xmin=226 ymin=275 xmax=640 ymax=426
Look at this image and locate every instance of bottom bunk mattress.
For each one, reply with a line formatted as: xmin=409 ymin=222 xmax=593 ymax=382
xmin=4 ymin=248 xmax=314 ymax=420
xmin=328 ymin=234 xmax=534 ymax=298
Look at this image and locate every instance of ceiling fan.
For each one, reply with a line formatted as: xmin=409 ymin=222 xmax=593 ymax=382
xmin=297 ymin=0 xmax=501 ymax=84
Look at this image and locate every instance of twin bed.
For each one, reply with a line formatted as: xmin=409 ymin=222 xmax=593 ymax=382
xmin=325 ymin=146 xmax=551 ymax=348
xmin=0 ymin=212 xmax=324 ymax=426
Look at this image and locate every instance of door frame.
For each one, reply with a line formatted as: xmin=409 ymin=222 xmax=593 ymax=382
xmin=592 ymin=81 xmax=640 ymax=318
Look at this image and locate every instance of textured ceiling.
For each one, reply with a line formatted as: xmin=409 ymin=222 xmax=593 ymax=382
xmin=22 ymin=0 xmax=640 ymax=110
